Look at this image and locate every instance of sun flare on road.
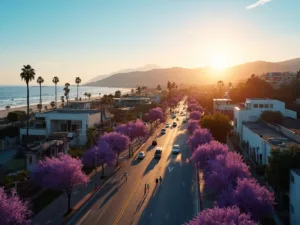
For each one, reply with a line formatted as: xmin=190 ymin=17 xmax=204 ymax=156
xmin=209 ymin=53 xmax=229 ymax=70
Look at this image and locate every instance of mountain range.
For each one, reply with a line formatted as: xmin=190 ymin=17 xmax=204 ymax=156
xmin=85 ymin=58 xmax=300 ymax=88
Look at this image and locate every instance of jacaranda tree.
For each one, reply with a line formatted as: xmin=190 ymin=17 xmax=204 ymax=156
xmin=101 ymin=132 xmax=130 ymax=165
xmin=191 ymin=141 xmax=229 ymax=170
xmin=148 ymin=107 xmax=164 ymax=127
xmin=32 ymin=154 xmax=88 ymax=213
xmin=183 ymin=206 xmax=258 ymax=225
xmin=203 ymin=152 xmax=250 ymax=196
xmin=0 ymin=187 xmax=31 ymax=225
xmin=187 ymin=119 xmax=200 ymax=134
xmin=187 ymin=128 xmax=213 ymax=151
xmin=82 ymin=140 xmax=116 ymax=178
xmin=189 ymin=111 xmax=202 ymax=120
xmin=218 ymin=178 xmax=274 ymax=221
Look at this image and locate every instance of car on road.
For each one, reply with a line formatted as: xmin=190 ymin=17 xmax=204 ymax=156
xmin=154 ymin=148 xmax=162 ymax=159
xmin=152 ymin=140 xmax=157 ymax=145
xmin=161 ymin=128 xmax=166 ymax=134
xmin=138 ymin=151 xmax=145 ymax=159
xmin=183 ymin=118 xmax=187 ymax=123
xmin=172 ymin=144 xmax=180 ymax=154
xmin=166 ymin=123 xmax=170 ymax=128
xmin=171 ymin=113 xmax=176 ymax=119
xmin=172 ymin=122 xmax=177 ymax=127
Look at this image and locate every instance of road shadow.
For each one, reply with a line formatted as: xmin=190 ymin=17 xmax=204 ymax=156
xmin=143 ymin=158 xmax=159 ymax=176
xmin=98 ymin=180 xmax=125 ymax=209
xmin=146 ymin=145 xmax=155 ymax=152
xmin=131 ymin=155 xmax=143 ymax=166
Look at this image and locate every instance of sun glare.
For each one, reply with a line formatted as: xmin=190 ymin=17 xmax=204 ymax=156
xmin=210 ymin=53 xmax=229 ymax=70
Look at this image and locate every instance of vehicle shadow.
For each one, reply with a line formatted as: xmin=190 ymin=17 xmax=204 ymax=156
xmin=131 ymin=155 xmax=143 ymax=166
xmin=146 ymin=145 xmax=155 ymax=152
xmin=143 ymin=158 xmax=160 ymax=176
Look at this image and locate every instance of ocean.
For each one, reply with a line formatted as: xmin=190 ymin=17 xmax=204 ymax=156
xmin=0 ymin=85 xmax=130 ymax=110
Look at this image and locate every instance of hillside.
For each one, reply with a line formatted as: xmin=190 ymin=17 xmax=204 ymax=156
xmin=85 ymin=58 xmax=300 ymax=87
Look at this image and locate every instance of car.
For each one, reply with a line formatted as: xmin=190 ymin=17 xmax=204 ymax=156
xmin=161 ymin=128 xmax=166 ymax=134
xmin=171 ymin=113 xmax=176 ymax=119
xmin=152 ymin=140 xmax=157 ymax=145
xmin=183 ymin=118 xmax=187 ymax=123
xmin=154 ymin=148 xmax=162 ymax=159
xmin=166 ymin=123 xmax=170 ymax=128
xmin=138 ymin=151 xmax=145 ymax=159
xmin=172 ymin=144 xmax=180 ymax=154
xmin=172 ymin=122 xmax=177 ymax=127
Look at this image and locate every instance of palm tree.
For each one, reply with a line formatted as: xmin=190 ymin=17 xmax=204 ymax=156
xmin=228 ymin=82 xmax=233 ymax=90
xmin=52 ymin=76 xmax=59 ymax=108
xmin=156 ymin=84 xmax=162 ymax=92
xmin=131 ymin=89 xmax=134 ymax=96
xmin=64 ymin=83 xmax=70 ymax=106
xmin=50 ymin=101 xmax=55 ymax=109
xmin=75 ymin=77 xmax=82 ymax=100
xmin=37 ymin=76 xmax=44 ymax=105
xmin=60 ymin=96 xmax=65 ymax=107
xmin=20 ymin=65 xmax=35 ymax=136
xmin=136 ymin=86 xmax=142 ymax=96
xmin=217 ymin=80 xmax=224 ymax=97
xmin=84 ymin=92 xmax=88 ymax=100
xmin=87 ymin=93 xmax=91 ymax=101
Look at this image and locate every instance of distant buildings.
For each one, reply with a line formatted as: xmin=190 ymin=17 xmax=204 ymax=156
xmin=260 ymin=72 xmax=296 ymax=89
xmin=213 ymin=98 xmax=235 ymax=118
xmin=113 ymin=95 xmax=161 ymax=107
xmin=290 ymin=169 xmax=300 ymax=225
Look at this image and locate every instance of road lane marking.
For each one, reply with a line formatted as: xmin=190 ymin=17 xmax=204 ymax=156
xmin=168 ymin=167 xmax=174 ymax=172
xmin=112 ymin=179 xmax=142 ymax=225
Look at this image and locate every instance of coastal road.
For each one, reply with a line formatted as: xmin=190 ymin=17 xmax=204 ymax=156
xmin=73 ymin=101 xmax=198 ymax=225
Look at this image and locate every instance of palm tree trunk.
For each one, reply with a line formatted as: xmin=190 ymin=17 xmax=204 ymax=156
xmin=77 ymin=84 xmax=78 ymax=100
xmin=55 ymin=84 xmax=57 ymax=108
xmin=40 ymin=83 xmax=42 ymax=105
xmin=26 ymin=83 xmax=29 ymax=136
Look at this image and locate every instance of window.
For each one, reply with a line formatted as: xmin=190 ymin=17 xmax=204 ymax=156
xmin=259 ymin=104 xmax=264 ymax=108
xmin=254 ymin=104 xmax=258 ymax=108
xmin=265 ymin=104 xmax=269 ymax=108
xmin=291 ymin=204 xmax=294 ymax=214
xmin=270 ymin=104 xmax=273 ymax=108
xmin=291 ymin=174 xmax=295 ymax=183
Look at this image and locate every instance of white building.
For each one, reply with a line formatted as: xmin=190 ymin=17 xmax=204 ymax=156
xmin=234 ymin=98 xmax=297 ymax=137
xmin=20 ymin=107 xmax=106 ymax=146
xmin=213 ymin=99 xmax=234 ymax=113
xmin=290 ymin=169 xmax=300 ymax=225
xmin=260 ymin=72 xmax=296 ymax=89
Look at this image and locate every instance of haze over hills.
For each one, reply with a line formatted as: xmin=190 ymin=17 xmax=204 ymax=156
xmin=85 ymin=58 xmax=300 ymax=88
xmin=86 ymin=64 xmax=160 ymax=84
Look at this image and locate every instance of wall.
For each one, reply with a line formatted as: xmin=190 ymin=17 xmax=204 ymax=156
xmin=290 ymin=170 xmax=300 ymax=225
xmin=264 ymin=122 xmax=300 ymax=144
xmin=285 ymin=109 xmax=297 ymax=119
xmin=87 ymin=113 xmax=101 ymax=127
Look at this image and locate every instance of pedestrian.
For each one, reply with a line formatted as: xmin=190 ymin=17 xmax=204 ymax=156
xmin=124 ymin=172 xmax=128 ymax=181
xmin=144 ymin=184 xmax=147 ymax=195
xmin=155 ymin=178 xmax=159 ymax=185
xmin=159 ymin=176 xmax=162 ymax=184
xmin=147 ymin=183 xmax=150 ymax=191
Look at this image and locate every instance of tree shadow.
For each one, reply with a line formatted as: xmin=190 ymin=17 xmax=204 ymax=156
xmin=143 ymin=158 xmax=160 ymax=176
xmin=98 ymin=179 xmax=125 ymax=209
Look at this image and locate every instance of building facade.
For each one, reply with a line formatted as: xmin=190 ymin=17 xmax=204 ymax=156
xmin=260 ymin=72 xmax=296 ymax=89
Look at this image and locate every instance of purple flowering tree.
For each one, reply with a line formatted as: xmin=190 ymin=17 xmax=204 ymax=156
xmin=187 ymin=128 xmax=213 ymax=151
xmin=82 ymin=140 xmax=116 ymax=179
xmin=162 ymin=101 xmax=169 ymax=113
xmin=32 ymin=153 xmax=88 ymax=212
xmin=187 ymin=103 xmax=203 ymax=113
xmin=189 ymin=111 xmax=201 ymax=120
xmin=218 ymin=178 xmax=274 ymax=221
xmin=0 ymin=187 xmax=31 ymax=225
xmin=187 ymin=120 xmax=200 ymax=134
xmin=148 ymin=107 xmax=164 ymax=128
xmin=101 ymin=132 xmax=130 ymax=165
xmin=184 ymin=206 xmax=258 ymax=225
xmin=203 ymin=152 xmax=250 ymax=196
xmin=191 ymin=141 xmax=229 ymax=169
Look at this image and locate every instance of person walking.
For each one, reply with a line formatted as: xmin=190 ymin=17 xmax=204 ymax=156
xmin=147 ymin=183 xmax=150 ymax=192
xmin=155 ymin=178 xmax=159 ymax=185
xmin=124 ymin=172 xmax=128 ymax=181
xmin=144 ymin=184 xmax=147 ymax=195
xmin=159 ymin=176 xmax=162 ymax=184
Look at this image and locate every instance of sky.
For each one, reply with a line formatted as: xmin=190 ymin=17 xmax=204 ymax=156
xmin=0 ymin=0 xmax=299 ymax=85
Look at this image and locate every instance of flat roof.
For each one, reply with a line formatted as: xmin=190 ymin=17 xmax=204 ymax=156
xmin=281 ymin=118 xmax=300 ymax=135
xmin=292 ymin=169 xmax=300 ymax=176
xmin=114 ymin=97 xmax=150 ymax=100
xmin=39 ymin=109 xmax=101 ymax=115
xmin=243 ymin=122 xmax=297 ymax=147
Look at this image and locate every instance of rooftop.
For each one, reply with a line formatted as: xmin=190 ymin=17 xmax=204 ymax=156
xmin=38 ymin=109 xmax=101 ymax=115
xmin=281 ymin=118 xmax=300 ymax=135
xmin=114 ymin=97 xmax=150 ymax=101
xmin=292 ymin=169 xmax=300 ymax=176
xmin=243 ymin=121 xmax=297 ymax=148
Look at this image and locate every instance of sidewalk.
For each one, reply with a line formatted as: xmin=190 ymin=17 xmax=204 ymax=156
xmin=30 ymin=136 xmax=150 ymax=225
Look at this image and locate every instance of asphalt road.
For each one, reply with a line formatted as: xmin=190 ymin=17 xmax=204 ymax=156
xmin=74 ymin=101 xmax=198 ymax=225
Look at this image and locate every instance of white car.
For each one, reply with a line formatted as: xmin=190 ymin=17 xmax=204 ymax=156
xmin=138 ymin=151 xmax=145 ymax=159
xmin=166 ymin=123 xmax=170 ymax=128
xmin=172 ymin=144 xmax=180 ymax=154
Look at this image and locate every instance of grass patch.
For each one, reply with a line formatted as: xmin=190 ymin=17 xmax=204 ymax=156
xmin=6 ymin=158 xmax=26 ymax=173
xmin=31 ymin=189 xmax=62 ymax=215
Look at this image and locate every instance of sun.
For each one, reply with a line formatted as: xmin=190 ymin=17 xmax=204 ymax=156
xmin=209 ymin=53 xmax=229 ymax=70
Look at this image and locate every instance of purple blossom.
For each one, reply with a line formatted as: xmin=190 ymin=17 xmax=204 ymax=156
xmin=0 ymin=188 xmax=31 ymax=225
xmin=189 ymin=111 xmax=201 ymax=120
xmin=203 ymin=152 xmax=250 ymax=196
xmin=187 ymin=120 xmax=200 ymax=134
xmin=218 ymin=178 xmax=274 ymax=221
xmin=184 ymin=206 xmax=258 ymax=225
xmin=187 ymin=128 xmax=213 ymax=151
xmin=191 ymin=141 xmax=229 ymax=169
xmin=32 ymin=153 xmax=88 ymax=212
xmin=148 ymin=107 xmax=164 ymax=123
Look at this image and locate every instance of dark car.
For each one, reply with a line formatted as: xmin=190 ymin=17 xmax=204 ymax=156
xmin=154 ymin=148 xmax=162 ymax=159
xmin=173 ymin=122 xmax=177 ymax=127
xmin=152 ymin=140 xmax=157 ymax=145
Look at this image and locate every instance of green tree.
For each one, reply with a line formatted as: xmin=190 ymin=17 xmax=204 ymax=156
xmin=7 ymin=112 xmax=19 ymax=124
xmin=200 ymin=112 xmax=232 ymax=143
xmin=87 ymin=93 xmax=91 ymax=101
xmin=60 ymin=96 xmax=65 ymax=107
xmin=260 ymin=111 xmax=284 ymax=124
xmin=266 ymin=145 xmax=300 ymax=193
xmin=75 ymin=77 xmax=82 ymax=100
xmin=86 ymin=127 xmax=98 ymax=148
xmin=217 ymin=80 xmax=224 ymax=97
xmin=115 ymin=90 xmax=121 ymax=98
xmin=136 ymin=86 xmax=142 ymax=96
xmin=37 ymin=76 xmax=44 ymax=106
xmin=156 ymin=84 xmax=162 ymax=92
xmin=50 ymin=101 xmax=55 ymax=109
xmin=64 ymin=83 xmax=70 ymax=106
xmin=37 ymin=103 xmax=42 ymax=112
xmin=52 ymin=76 xmax=59 ymax=108
xmin=20 ymin=65 xmax=35 ymax=136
